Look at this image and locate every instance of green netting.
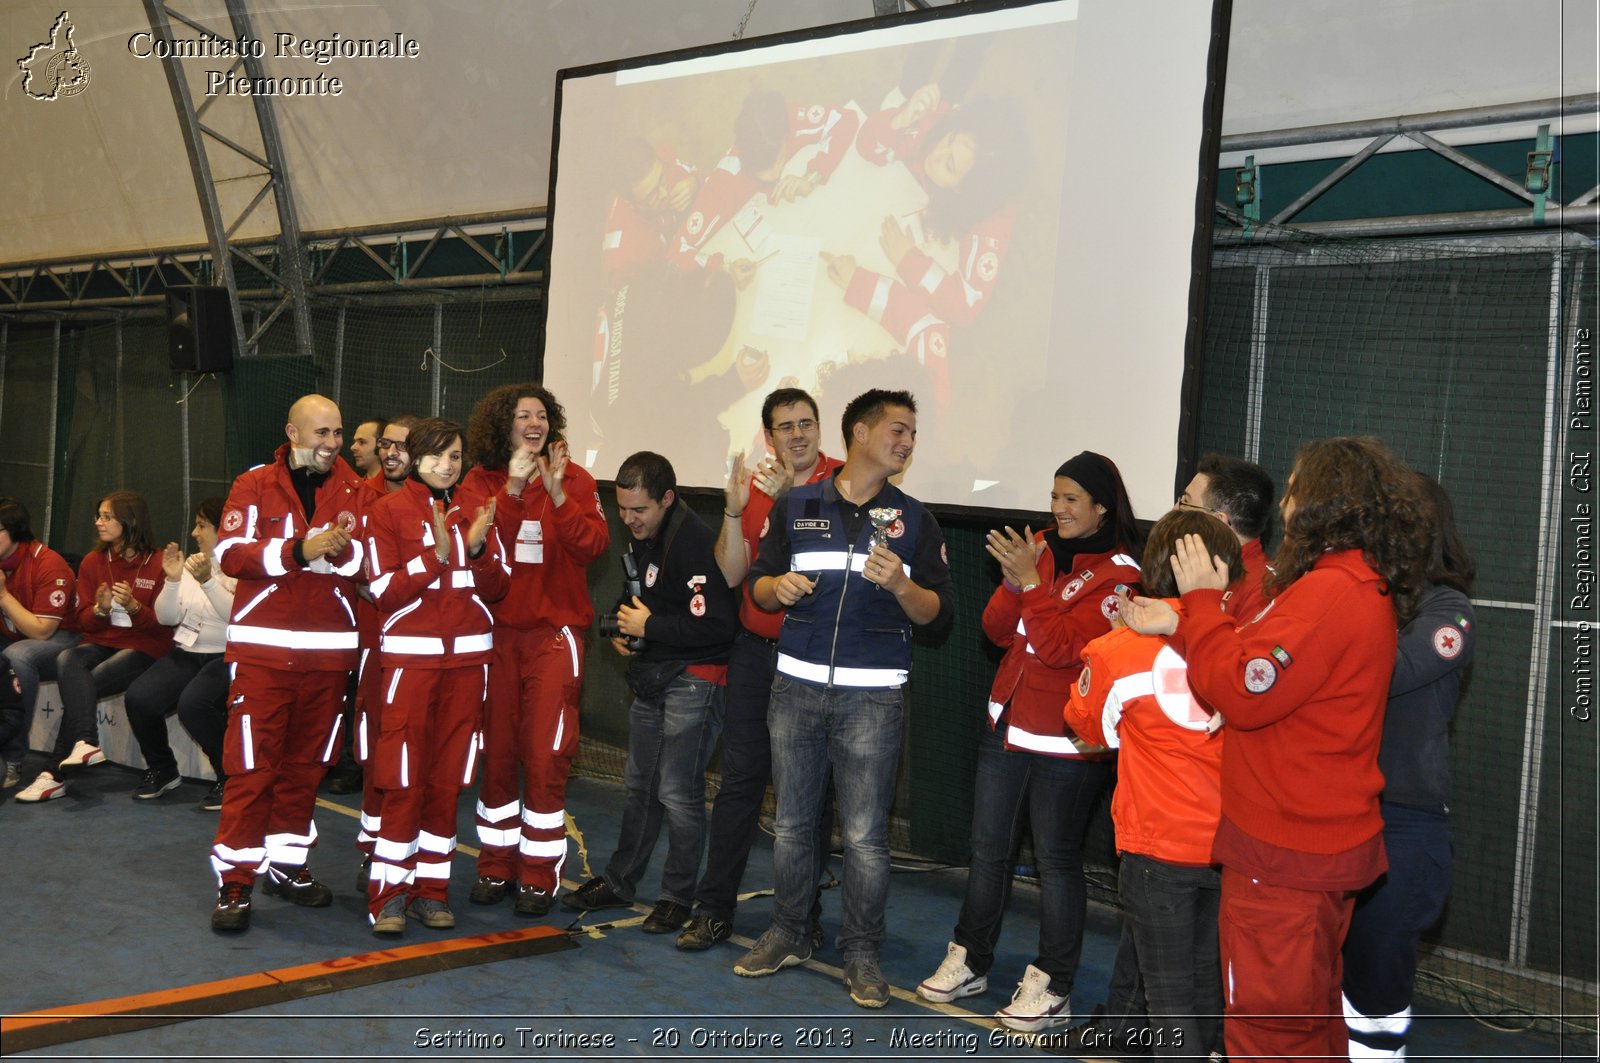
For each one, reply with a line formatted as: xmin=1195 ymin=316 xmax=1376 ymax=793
xmin=0 ymin=228 xmax=1593 ymax=1039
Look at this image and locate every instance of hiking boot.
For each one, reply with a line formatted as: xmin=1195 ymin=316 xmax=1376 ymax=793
xmin=732 ymin=928 xmax=811 ymax=977
xmin=408 ymin=897 xmax=455 ymax=929
xmin=844 ymin=954 xmax=890 ymax=1008
xmin=470 ymin=876 xmax=509 ymax=905
xmin=918 ymin=941 xmax=987 ymax=1002
xmin=133 ymin=766 xmax=181 ymax=800
xmin=560 ymin=876 xmax=629 ymax=912
xmin=514 ymin=885 xmax=553 ymax=917
xmin=996 ymin=963 xmax=1071 ymax=1032
xmin=676 ymin=912 xmax=732 ymax=951
xmin=211 ymin=882 xmax=252 ymax=933
xmin=262 ymin=865 xmax=333 ymax=907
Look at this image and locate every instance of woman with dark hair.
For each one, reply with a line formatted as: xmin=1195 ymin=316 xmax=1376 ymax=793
xmin=1118 ymin=436 xmax=1429 ymax=1061
xmin=456 ymin=384 xmax=609 ymax=916
xmin=1064 ymin=509 xmax=1242 ymax=1059
xmin=0 ymin=496 xmax=81 ymax=786
xmin=1342 ymin=474 xmax=1476 ymax=1059
xmin=917 ymin=451 xmax=1143 ymax=1033
xmin=364 ymin=417 xmax=507 ymax=934
xmin=121 ymin=497 xmax=235 ymax=806
xmin=17 ymin=490 xmax=172 ymax=802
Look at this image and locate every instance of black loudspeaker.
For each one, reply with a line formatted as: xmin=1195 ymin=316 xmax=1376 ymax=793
xmin=166 ymin=285 xmax=235 ymax=373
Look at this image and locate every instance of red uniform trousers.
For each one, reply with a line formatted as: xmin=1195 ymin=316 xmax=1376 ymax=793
xmin=1220 ymin=867 xmax=1355 ymax=1062
xmin=474 ymin=624 xmax=583 ymax=894
xmin=354 ymin=647 xmax=385 ymax=855
xmin=211 ymin=665 xmax=348 ymax=886
xmin=366 ymin=665 xmax=486 ymax=920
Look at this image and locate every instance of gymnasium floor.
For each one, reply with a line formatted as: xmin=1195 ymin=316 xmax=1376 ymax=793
xmin=0 ymin=763 xmax=1577 ymax=1061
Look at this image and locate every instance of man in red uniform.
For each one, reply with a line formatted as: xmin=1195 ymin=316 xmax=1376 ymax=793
xmin=677 ymin=388 xmax=843 ymax=950
xmin=456 ymin=383 xmax=609 ymax=916
xmin=1175 ymin=454 xmax=1275 ymax=621
xmin=602 ymin=140 xmax=697 ymax=288
xmin=0 ymin=497 xmax=80 ymax=787
xmin=209 ymin=394 xmax=370 ymax=933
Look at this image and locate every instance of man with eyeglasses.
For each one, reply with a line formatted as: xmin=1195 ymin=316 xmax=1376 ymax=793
xmin=674 ymin=388 xmax=844 ymax=952
xmin=1175 ymin=454 xmax=1276 ymax=622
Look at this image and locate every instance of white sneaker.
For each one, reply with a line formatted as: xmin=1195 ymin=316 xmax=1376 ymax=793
xmin=916 ymin=941 xmax=987 ymax=1002
xmin=59 ymin=740 xmax=105 ymax=769
xmin=995 ymin=963 xmax=1071 ymax=1031
xmin=16 ymin=772 xmax=68 ymax=803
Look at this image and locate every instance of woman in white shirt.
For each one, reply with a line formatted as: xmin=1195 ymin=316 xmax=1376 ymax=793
xmin=123 ymin=497 xmax=235 ymax=806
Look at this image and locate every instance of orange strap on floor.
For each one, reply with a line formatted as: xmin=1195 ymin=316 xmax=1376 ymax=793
xmin=2 ymin=925 xmax=575 ymax=1053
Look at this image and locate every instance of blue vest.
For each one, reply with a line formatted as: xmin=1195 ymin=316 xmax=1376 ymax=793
xmin=774 ymin=478 xmax=925 ymax=688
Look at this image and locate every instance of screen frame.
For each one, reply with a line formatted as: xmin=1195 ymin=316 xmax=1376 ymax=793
xmin=543 ymin=0 xmax=1232 ymax=521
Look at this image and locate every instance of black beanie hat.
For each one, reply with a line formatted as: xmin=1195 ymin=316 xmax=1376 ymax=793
xmin=1054 ymin=451 xmax=1118 ymax=509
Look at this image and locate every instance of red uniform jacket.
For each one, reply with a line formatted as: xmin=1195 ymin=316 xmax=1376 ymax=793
xmin=216 ymin=445 xmax=370 ymax=671
xmin=1168 ymin=549 xmax=1396 ymax=854
xmin=736 ymin=455 xmax=844 ymax=640
xmin=1 ymin=541 xmax=78 ymax=640
xmin=1064 ymin=619 xmax=1224 ymax=866
xmin=455 ymin=462 xmax=610 ymax=633
xmin=1225 ymin=537 xmax=1272 ymax=623
xmin=603 ymin=146 xmax=697 ymax=286
xmin=74 ymin=549 xmax=172 ymax=658
xmin=982 ymin=540 xmax=1141 ymax=758
xmin=365 ymin=479 xmax=511 ymax=669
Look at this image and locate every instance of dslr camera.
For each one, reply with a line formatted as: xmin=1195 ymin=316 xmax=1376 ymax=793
xmin=598 ymin=551 xmax=647 ymax=652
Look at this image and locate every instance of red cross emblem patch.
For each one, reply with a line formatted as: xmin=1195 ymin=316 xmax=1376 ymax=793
xmin=1243 ymin=657 xmax=1277 ymax=693
xmin=1432 ymin=626 xmax=1464 ymax=659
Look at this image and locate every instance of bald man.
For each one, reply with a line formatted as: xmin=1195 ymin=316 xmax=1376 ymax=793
xmin=209 ymin=394 xmax=372 ymax=933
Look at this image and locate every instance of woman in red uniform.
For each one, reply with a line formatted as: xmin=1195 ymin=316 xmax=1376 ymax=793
xmin=363 ymin=418 xmax=508 ymax=934
xmin=917 ymin=452 xmax=1143 ymax=1033
xmin=1118 ymin=436 xmax=1428 ymax=1061
xmin=18 ymin=490 xmax=171 ymax=802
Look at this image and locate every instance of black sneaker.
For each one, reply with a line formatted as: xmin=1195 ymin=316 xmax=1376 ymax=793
xmin=641 ymin=899 xmax=691 ymax=934
xmin=356 ymin=855 xmax=372 ymax=894
xmin=515 ymin=885 xmax=553 ymax=917
xmin=676 ymin=912 xmax=732 ymax=951
xmin=211 ymin=882 xmax=252 ymax=933
xmin=262 ymin=865 xmax=333 ymax=907
xmin=560 ymin=876 xmax=630 ymax=912
xmin=198 ymin=779 xmax=225 ymax=811
xmin=470 ymin=876 xmax=510 ymax=905
xmin=133 ymin=767 xmax=181 ymax=800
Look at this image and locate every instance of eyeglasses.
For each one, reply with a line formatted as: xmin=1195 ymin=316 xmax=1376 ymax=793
xmin=771 ymin=419 xmax=817 ymax=434
xmin=1176 ymin=498 xmax=1220 ymax=514
xmin=378 ymin=438 xmax=407 ymax=452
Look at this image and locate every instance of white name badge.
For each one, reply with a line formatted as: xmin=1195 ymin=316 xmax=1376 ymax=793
xmin=174 ymin=615 xmax=201 ymax=648
xmin=110 ymin=602 xmax=132 ymax=628
xmin=516 ymin=519 xmax=544 ymax=565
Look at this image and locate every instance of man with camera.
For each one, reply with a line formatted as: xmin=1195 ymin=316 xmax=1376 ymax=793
xmin=732 ymin=389 xmax=953 ymax=1008
xmin=564 ymin=451 xmax=737 ymax=935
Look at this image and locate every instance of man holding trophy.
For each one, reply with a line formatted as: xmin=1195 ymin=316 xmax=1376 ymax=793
xmin=732 ymin=389 xmax=954 ymax=1009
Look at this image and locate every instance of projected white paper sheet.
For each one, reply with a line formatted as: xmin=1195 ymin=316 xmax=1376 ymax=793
xmin=544 ymin=0 xmax=1219 ymax=517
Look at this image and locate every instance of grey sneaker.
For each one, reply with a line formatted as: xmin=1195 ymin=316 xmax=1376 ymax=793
xmin=732 ymin=928 xmax=811 ymax=977
xmin=3 ymin=761 xmax=21 ymax=789
xmin=407 ymin=897 xmax=455 ymax=929
xmin=371 ymin=896 xmax=406 ymax=935
xmin=844 ymin=954 xmax=891 ymax=1008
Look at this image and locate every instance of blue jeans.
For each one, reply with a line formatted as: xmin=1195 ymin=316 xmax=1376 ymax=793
xmin=1 ymin=630 xmax=80 ymax=763
xmin=768 ymin=674 xmax=903 ymax=960
xmin=693 ymin=631 xmax=833 ymax=921
xmin=603 ymin=673 xmax=723 ymax=905
xmin=953 ymin=725 xmax=1111 ymax=996
xmin=1342 ymin=802 xmax=1452 ymax=1055
xmin=1118 ymin=851 xmax=1224 ymax=1058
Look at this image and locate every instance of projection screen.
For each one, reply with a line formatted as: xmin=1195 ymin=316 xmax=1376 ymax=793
xmin=544 ymin=0 xmax=1226 ymax=517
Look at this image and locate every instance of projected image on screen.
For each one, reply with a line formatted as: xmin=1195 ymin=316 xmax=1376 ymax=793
xmin=546 ymin=0 xmax=1221 ymax=516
